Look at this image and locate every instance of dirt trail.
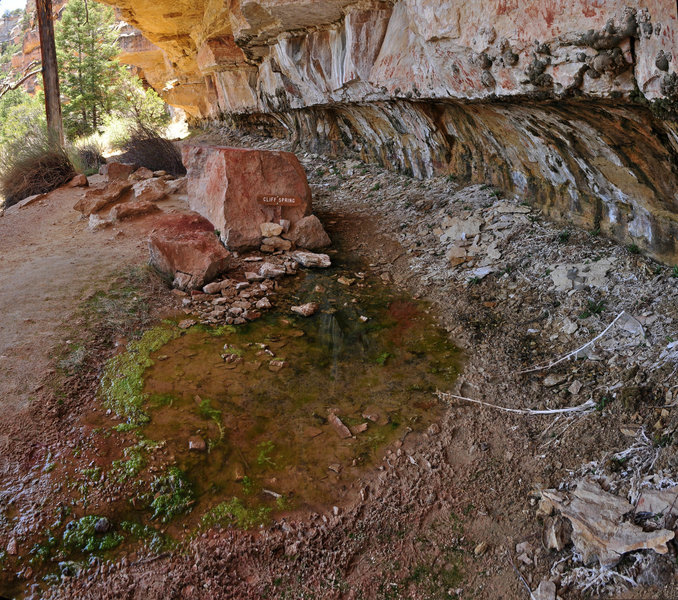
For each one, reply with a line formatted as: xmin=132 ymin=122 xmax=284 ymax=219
xmin=0 ymin=183 xmax=168 ymax=442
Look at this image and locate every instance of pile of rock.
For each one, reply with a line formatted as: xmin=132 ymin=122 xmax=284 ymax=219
xmin=173 ymin=247 xmax=332 ymax=328
xmin=72 ymin=161 xmax=187 ymax=229
xmin=145 ymin=144 xmax=333 ymax=300
xmin=258 ymin=215 xmax=330 ymax=253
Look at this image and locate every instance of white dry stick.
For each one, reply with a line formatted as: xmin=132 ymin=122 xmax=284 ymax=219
xmin=508 ymin=554 xmax=537 ymax=600
xmin=519 ymin=311 xmax=627 ymax=374
xmin=437 ymin=391 xmax=596 ymax=416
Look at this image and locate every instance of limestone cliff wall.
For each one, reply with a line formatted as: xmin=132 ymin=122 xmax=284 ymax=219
xmin=0 ymin=14 xmax=20 ymax=45
xmin=102 ymin=1 xmax=678 ymax=115
xmin=102 ymin=0 xmax=678 ymax=261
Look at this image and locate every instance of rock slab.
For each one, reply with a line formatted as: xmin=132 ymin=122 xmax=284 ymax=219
xmin=542 ymin=478 xmax=675 ymax=567
xmin=148 ymin=213 xmax=234 ymax=290
xmin=182 ymin=145 xmax=312 ymax=250
xmin=74 ymin=181 xmax=133 ymax=217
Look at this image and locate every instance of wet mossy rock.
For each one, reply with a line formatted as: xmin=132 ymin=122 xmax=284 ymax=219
xmin=62 ymin=516 xmax=123 ymax=554
xmin=100 ymin=1 xmax=678 ymax=262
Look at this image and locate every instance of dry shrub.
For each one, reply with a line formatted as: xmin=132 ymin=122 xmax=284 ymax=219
xmin=118 ymin=125 xmax=185 ymax=176
xmin=73 ymin=140 xmax=106 ymax=175
xmin=0 ymin=132 xmax=76 ymax=207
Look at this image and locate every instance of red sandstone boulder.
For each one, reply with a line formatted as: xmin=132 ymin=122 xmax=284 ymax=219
xmin=111 ymin=200 xmax=160 ymax=221
xmin=67 ymin=174 xmax=89 ymax=188
xmin=99 ymin=162 xmax=136 ymax=181
xmin=73 ymin=181 xmax=133 ymax=216
xmin=284 ymin=215 xmax=331 ymax=249
xmin=182 ymin=145 xmax=312 ymax=250
xmin=148 ymin=213 xmax=234 ymax=290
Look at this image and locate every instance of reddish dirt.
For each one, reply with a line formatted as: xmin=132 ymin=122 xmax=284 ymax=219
xmin=0 ymin=185 xmax=144 ymax=426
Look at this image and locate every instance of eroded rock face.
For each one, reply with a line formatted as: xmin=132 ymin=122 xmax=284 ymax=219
xmin=101 ymin=0 xmax=678 ymax=261
xmin=102 ymin=1 xmax=678 ymax=114
xmin=182 ymin=145 xmax=312 ymax=250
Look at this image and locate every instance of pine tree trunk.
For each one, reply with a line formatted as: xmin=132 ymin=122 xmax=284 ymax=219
xmin=36 ymin=0 xmax=64 ymax=145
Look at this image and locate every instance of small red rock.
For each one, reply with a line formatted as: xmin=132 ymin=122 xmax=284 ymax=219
xmin=130 ymin=167 xmax=154 ymax=181
xmin=99 ymin=161 xmax=136 ymax=181
xmin=110 ymin=200 xmax=160 ymax=221
xmin=188 ymin=436 xmax=207 ymax=452
xmin=328 ymin=412 xmax=352 ymax=439
xmin=67 ymin=174 xmax=89 ymax=188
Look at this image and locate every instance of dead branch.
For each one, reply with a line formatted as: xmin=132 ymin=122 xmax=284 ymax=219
xmin=437 ymin=390 xmax=596 ymax=416
xmin=0 ymin=60 xmax=41 ymax=100
xmin=519 ymin=311 xmax=627 ymax=374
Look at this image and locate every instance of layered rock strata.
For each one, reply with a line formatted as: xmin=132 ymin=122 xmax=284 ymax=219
xmin=100 ymin=1 xmax=678 ymax=260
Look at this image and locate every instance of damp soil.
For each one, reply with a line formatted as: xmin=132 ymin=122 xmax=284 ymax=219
xmin=140 ymin=269 xmax=459 ymax=524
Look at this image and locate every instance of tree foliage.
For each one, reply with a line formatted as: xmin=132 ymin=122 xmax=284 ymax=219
xmin=0 ymin=88 xmax=45 ymax=145
xmin=56 ymin=0 xmax=123 ymax=137
xmin=116 ymin=75 xmax=171 ymax=131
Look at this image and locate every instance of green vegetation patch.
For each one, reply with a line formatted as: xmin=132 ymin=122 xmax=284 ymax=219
xmin=201 ymin=498 xmax=271 ymax=530
xmin=111 ymin=438 xmax=161 ymax=482
xmin=120 ymin=521 xmax=171 ymax=553
xmin=149 ymin=467 xmax=195 ymax=523
xmin=100 ymin=324 xmax=180 ymax=426
xmin=62 ymin=516 xmax=123 ymax=553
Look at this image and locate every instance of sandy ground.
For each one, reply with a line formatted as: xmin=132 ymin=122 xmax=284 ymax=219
xmin=0 ymin=183 xmax=183 ymax=447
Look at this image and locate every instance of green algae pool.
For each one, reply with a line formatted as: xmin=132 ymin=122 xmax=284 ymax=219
xmin=0 ymin=255 xmax=462 ymax=599
xmin=101 ymin=256 xmax=461 ymax=530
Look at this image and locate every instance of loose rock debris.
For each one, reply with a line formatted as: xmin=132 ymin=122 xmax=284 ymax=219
xmin=542 ymin=479 xmax=674 ymax=567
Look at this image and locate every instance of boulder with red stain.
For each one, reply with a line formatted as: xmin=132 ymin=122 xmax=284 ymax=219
xmin=147 ymin=213 xmax=234 ymax=290
xmin=182 ymin=145 xmax=312 ymax=250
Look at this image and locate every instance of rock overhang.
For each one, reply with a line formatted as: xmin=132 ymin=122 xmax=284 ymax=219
xmin=101 ymin=0 xmax=678 ymax=262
